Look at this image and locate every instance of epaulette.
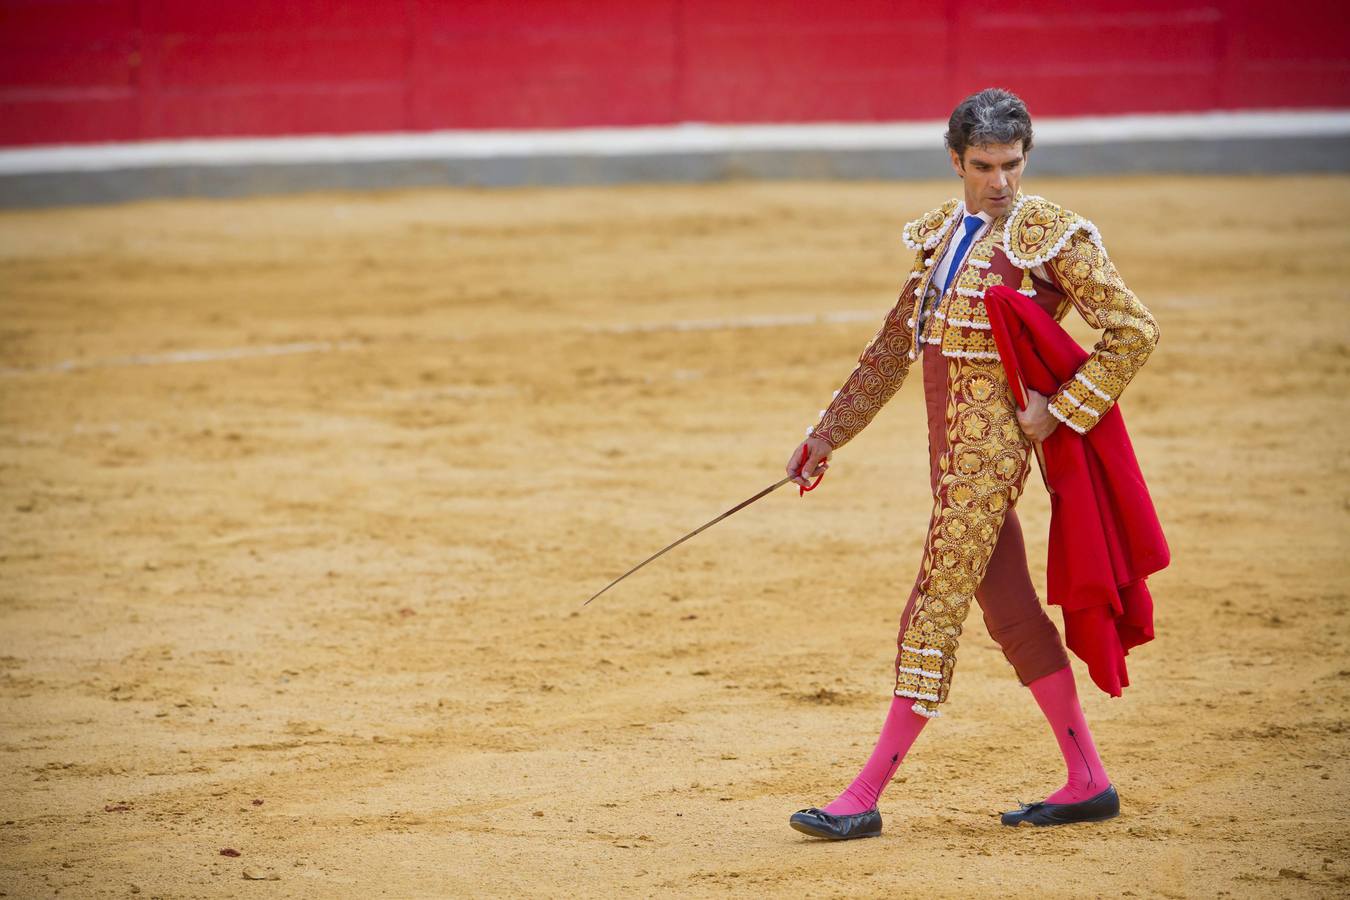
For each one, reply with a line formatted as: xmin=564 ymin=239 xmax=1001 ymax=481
xmin=902 ymin=198 xmax=961 ymax=251
xmin=1001 ymin=194 xmax=1107 ymax=269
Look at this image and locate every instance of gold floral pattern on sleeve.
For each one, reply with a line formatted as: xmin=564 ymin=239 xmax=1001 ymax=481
xmin=1043 ymin=228 xmax=1160 ymax=434
xmin=810 ymin=261 xmax=923 ymax=449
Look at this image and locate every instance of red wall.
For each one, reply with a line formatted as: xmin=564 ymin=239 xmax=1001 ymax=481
xmin=3 ymin=0 xmax=1347 ymax=147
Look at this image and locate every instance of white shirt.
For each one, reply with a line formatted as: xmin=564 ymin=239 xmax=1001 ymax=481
xmin=930 ymin=205 xmax=994 ymax=295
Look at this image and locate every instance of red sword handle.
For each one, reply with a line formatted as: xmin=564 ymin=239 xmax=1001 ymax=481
xmin=797 ymin=443 xmax=826 ymax=497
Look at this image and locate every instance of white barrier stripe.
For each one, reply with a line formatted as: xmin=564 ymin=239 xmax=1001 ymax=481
xmin=3 ymin=110 xmax=1347 ymax=176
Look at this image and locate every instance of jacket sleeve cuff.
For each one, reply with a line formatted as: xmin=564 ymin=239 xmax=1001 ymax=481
xmin=1047 ymin=398 xmax=1089 ymax=434
xmin=1048 ymin=373 xmax=1112 ymax=435
xmin=805 ymin=424 xmax=837 ymax=448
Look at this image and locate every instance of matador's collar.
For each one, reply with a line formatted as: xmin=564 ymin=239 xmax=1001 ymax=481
xmin=903 ymin=193 xmax=1108 ymax=270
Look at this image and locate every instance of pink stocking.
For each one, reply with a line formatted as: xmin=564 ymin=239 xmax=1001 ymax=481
xmin=1027 ymin=664 xmax=1111 ymax=804
xmin=821 ymin=695 xmax=928 ymax=815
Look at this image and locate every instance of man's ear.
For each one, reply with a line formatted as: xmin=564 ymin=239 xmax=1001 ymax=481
xmin=948 ymin=148 xmax=964 ymax=178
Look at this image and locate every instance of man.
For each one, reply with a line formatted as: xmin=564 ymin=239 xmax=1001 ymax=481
xmin=784 ymin=88 xmax=1160 ymax=839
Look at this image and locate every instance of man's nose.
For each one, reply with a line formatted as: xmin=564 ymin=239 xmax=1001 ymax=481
xmin=993 ymin=170 xmax=1008 ymax=188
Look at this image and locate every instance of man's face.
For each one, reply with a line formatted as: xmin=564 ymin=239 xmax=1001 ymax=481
xmin=949 ymin=142 xmax=1026 ymax=217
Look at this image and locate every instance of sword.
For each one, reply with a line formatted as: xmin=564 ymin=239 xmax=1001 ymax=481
xmin=582 ymin=445 xmax=825 ymax=606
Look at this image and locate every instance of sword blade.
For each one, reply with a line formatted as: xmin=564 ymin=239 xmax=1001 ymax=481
xmin=582 ymin=475 xmax=794 ymax=606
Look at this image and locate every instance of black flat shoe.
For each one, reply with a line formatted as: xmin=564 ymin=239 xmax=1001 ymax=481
xmin=1000 ymin=784 xmax=1120 ymax=826
xmin=789 ymin=806 xmax=882 ymax=840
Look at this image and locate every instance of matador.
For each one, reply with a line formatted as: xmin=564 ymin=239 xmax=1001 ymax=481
xmin=786 ymin=89 xmax=1161 ymax=840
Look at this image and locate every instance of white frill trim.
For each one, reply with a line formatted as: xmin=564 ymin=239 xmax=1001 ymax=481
xmin=909 ymin=702 xmax=942 ymax=718
xmin=895 ymin=688 xmax=941 ymax=703
xmin=945 ymin=316 xmax=991 ymax=330
xmin=904 ymin=203 xmax=962 ymax=252
xmin=905 ymin=317 xmax=916 ymax=329
xmin=1076 ymin=371 xmax=1112 ymax=402
xmin=941 ymin=349 xmax=1000 ymax=360
xmin=968 ymin=258 xmax=992 ymax=269
xmin=1018 ymin=288 xmax=1037 ymax=297
xmin=922 ymin=332 xmax=942 ymax=345
xmin=896 ymin=665 xmax=944 ymax=680
xmin=955 ymin=287 xmax=984 ymax=299
xmin=1047 ymin=402 xmax=1087 ymax=434
xmin=901 ymin=644 xmax=944 ymax=658
xmin=924 ymin=257 xmax=935 ymax=267
xmin=1001 ymin=193 xmax=1108 ymax=269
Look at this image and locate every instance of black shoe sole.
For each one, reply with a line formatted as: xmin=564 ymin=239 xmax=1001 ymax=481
xmin=789 ymin=819 xmax=881 ymax=840
xmin=1000 ymin=784 xmax=1121 ymax=826
xmin=1002 ymin=808 xmax=1120 ymax=827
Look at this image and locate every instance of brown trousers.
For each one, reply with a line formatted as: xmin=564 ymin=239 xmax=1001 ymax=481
xmin=894 ymin=344 xmax=1071 ymax=687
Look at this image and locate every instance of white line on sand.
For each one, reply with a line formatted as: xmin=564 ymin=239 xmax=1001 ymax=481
xmin=3 ymin=310 xmax=882 ymax=376
xmin=3 ymin=110 xmax=1346 ymax=175
xmin=0 ymin=340 xmax=360 ymax=376
xmin=585 ymin=309 xmax=879 ymax=334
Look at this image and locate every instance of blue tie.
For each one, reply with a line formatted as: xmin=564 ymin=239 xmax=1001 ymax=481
xmin=941 ymin=214 xmax=986 ymax=297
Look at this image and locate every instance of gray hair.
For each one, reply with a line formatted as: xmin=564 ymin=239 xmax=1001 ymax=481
xmin=944 ymin=88 xmax=1034 ymax=159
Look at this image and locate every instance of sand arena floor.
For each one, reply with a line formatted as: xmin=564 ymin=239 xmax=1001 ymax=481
xmin=1 ymin=175 xmax=1348 ymax=898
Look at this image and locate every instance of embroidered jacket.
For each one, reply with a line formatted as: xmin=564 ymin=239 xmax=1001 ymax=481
xmin=809 ymin=193 xmax=1159 ymax=447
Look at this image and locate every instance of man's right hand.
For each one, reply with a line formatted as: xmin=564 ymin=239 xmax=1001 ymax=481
xmin=787 ymin=436 xmax=833 ymax=489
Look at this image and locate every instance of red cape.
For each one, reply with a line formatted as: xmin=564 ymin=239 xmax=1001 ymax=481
xmin=983 ymin=285 xmax=1170 ymax=697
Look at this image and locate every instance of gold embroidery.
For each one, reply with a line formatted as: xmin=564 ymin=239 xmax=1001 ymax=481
xmin=1044 ymin=228 xmax=1160 ymax=434
xmin=895 ymin=356 xmax=1032 ymax=716
xmin=909 ymin=213 xmax=964 ymax=356
xmin=940 ymin=328 xmax=1000 ymax=358
xmin=902 ymin=199 xmax=961 ymax=251
xmin=809 ymin=195 xmax=1156 ymax=718
xmin=1003 ymin=195 xmax=1094 ymax=269
xmin=930 ymin=225 xmax=1009 ymax=358
xmin=810 ymin=269 xmax=922 ymax=449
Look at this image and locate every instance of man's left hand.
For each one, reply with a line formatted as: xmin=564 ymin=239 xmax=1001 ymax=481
xmin=1016 ymin=388 xmax=1060 ymax=443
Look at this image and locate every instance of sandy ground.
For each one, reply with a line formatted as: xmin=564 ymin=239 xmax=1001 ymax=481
xmin=1 ymin=174 xmax=1348 ymax=898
